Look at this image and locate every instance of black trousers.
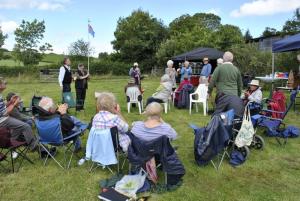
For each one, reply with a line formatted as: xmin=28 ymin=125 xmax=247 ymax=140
xmin=146 ymin=97 xmax=163 ymax=106
xmin=76 ymin=88 xmax=86 ymax=110
xmin=63 ymin=83 xmax=71 ymax=92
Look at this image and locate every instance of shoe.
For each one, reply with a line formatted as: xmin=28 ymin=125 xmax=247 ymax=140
xmin=12 ymin=151 xmax=19 ymax=159
xmin=78 ymin=158 xmax=85 ymax=166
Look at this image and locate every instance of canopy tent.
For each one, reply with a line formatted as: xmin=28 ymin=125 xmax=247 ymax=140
xmin=172 ymin=47 xmax=224 ymax=61
xmin=272 ymin=33 xmax=300 ymax=53
xmin=271 ymin=33 xmax=300 ymax=83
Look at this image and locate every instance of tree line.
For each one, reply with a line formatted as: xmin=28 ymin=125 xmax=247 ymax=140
xmin=0 ymin=8 xmax=299 ymax=75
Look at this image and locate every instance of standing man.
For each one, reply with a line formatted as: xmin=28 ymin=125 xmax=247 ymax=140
xmin=207 ymin=51 xmax=244 ymax=117
xmin=199 ymin=57 xmax=212 ymax=85
xmin=58 ymin=57 xmax=72 ymax=93
xmin=74 ymin=64 xmax=89 ymax=111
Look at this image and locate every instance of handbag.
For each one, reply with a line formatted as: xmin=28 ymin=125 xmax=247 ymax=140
xmin=235 ymin=105 xmax=254 ymax=148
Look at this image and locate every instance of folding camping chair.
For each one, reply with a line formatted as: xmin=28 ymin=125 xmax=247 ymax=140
xmin=0 ymin=127 xmax=33 ymax=172
xmin=252 ymin=88 xmax=299 ymax=145
xmin=86 ymin=127 xmax=126 ymax=174
xmin=35 ymin=116 xmax=87 ymax=169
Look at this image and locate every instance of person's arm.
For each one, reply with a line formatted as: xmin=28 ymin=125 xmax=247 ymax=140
xmin=208 ymin=64 xmax=212 ymax=75
xmin=237 ymin=72 xmax=243 ymax=97
xmin=166 ymin=124 xmax=177 ymax=140
xmin=188 ymin=67 xmax=192 ymax=75
xmin=248 ymin=90 xmax=262 ymax=103
xmin=58 ymin=67 xmax=65 ymax=88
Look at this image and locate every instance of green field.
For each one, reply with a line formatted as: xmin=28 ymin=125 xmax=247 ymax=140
xmin=0 ymin=77 xmax=299 ymax=201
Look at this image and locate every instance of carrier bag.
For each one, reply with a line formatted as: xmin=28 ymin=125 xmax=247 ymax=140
xmin=115 ymin=169 xmax=147 ymax=198
xmin=235 ymin=105 xmax=254 ymax=147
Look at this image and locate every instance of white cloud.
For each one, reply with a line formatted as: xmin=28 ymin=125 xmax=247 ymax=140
xmin=0 ymin=0 xmax=70 ymax=11
xmin=0 ymin=20 xmax=18 ymax=34
xmin=206 ymin=8 xmax=220 ymax=16
xmin=230 ymin=0 xmax=300 ymax=17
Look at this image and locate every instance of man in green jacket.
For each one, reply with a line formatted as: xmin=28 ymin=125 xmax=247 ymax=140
xmin=208 ymin=51 xmax=244 ymax=117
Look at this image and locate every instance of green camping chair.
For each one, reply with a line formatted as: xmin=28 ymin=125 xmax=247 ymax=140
xmin=62 ymin=92 xmax=76 ymax=113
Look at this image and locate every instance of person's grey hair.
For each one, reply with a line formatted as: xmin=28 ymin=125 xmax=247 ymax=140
xmin=96 ymin=92 xmax=117 ymax=113
xmin=184 ymin=61 xmax=189 ymax=66
xmin=223 ymin=51 xmax=234 ymax=62
xmin=217 ymin=58 xmax=223 ymax=64
xmin=161 ymin=74 xmax=171 ymax=82
xmin=78 ymin=63 xmax=84 ymax=68
xmin=145 ymin=102 xmax=162 ymax=118
xmin=39 ymin=97 xmax=56 ymax=112
xmin=167 ymin=60 xmax=174 ymax=66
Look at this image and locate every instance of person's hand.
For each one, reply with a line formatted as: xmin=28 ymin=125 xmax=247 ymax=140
xmin=177 ymin=68 xmax=180 ymax=72
xmin=114 ymin=104 xmax=121 ymax=114
xmin=57 ymin=103 xmax=68 ymax=114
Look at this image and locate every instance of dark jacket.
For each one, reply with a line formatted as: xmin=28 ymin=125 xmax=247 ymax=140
xmin=177 ymin=84 xmax=193 ymax=109
xmin=127 ymin=132 xmax=185 ymax=178
xmin=75 ymin=69 xmax=88 ymax=89
xmin=193 ymin=115 xmax=230 ymax=166
xmin=36 ymin=106 xmax=74 ymax=136
xmin=63 ymin=66 xmax=72 ymax=84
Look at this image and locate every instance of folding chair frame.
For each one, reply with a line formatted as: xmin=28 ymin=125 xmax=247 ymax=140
xmin=0 ymin=142 xmax=33 ymax=173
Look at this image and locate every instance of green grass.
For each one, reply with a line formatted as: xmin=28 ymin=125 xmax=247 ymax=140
xmin=0 ymin=77 xmax=300 ymax=201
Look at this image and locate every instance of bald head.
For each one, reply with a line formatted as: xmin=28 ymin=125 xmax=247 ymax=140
xmin=223 ymin=51 xmax=234 ymax=63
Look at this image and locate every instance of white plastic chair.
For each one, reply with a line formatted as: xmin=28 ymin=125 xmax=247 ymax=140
xmin=126 ymin=87 xmax=142 ymax=114
xmin=189 ymin=84 xmax=208 ymax=115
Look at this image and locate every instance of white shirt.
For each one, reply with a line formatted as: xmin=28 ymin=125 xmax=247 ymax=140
xmin=241 ymin=88 xmax=263 ymax=104
xmin=58 ymin=65 xmax=71 ymax=87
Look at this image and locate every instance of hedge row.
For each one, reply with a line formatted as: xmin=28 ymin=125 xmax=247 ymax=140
xmin=0 ymin=60 xmax=131 ymax=77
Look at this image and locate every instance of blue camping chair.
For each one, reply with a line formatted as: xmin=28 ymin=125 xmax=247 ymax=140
xmin=35 ymin=116 xmax=87 ymax=169
xmin=252 ymin=88 xmax=299 ymax=145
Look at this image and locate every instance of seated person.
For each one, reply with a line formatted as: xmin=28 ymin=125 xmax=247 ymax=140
xmin=131 ymin=102 xmax=177 ymax=141
xmin=0 ymin=77 xmax=38 ymax=151
xmin=78 ymin=92 xmax=130 ymax=165
xmin=6 ymin=92 xmax=33 ymax=126
xmin=37 ymin=97 xmax=86 ymax=151
xmin=213 ymin=93 xmax=245 ymax=118
xmin=146 ymin=74 xmax=173 ymax=106
xmin=175 ymin=75 xmax=192 ymax=102
xmin=125 ymin=78 xmax=143 ymax=107
xmin=241 ymin=79 xmax=262 ymax=105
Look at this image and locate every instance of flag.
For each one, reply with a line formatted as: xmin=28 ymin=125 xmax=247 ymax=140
xmin=88 ymin=24 xmax=95 ymax=37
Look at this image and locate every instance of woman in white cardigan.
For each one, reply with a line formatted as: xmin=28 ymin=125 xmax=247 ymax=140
xmin=241 ymin=79 xmax=263 ymax=104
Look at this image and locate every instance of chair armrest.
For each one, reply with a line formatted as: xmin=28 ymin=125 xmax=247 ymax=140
xmin=259 ymin=115 xmax=283 ymax=122
xmin=261 ymin=109 xmax=284 ymax=114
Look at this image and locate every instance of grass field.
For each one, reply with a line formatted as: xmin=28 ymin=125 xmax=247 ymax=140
xmin=0 ymin=77 xmax=300 ymax=201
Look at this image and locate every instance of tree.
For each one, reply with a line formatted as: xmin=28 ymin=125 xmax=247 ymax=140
xmin=98 ymin=52 xmax=109 ymax=60
xmin=214 ymin=24 xmax=244 ymax=50
xmin=14 ymin=19 xmax=52 ymax=65
xmin=0 ymin=26 xmax=8 ymax=60
xmin=244 ymin=29 xmax=253 ymax=41
xmin=111 ymin=9 xmax=168 ymax=71
xmin=282 ymin=8 xmax=300 ymax=35
xmin=68 ymin=39 xmax=94 ymax=62
xmin=262 ymin=27 xmax=278 ymax=37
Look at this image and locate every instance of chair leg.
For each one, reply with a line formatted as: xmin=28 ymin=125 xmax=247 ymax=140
xmin=203 ymin=102 xmax=207 ymax=116
xmin=189 ymin=101 xmax=192 ymax=115
xmin=195 ymin=102 xmax=198 ymax=113
xmin=127 ymin=103 xmax=130 ymax=113
xmin=137 ymin=102 xmax=142 ymax=114
xmin=164 ymin=103 xmax=168 ymax=114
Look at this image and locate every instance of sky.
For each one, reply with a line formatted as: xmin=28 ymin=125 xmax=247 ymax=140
xmin=0 ymin=0 xmax=299 ymax=56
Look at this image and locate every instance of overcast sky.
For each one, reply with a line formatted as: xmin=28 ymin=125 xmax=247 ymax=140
xmin=0 ymin=0 xmax=299 ymax=56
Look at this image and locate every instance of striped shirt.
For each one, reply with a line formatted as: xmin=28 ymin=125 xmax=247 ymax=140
xmin=0 ymin=94 xmax=8 ymax=123
xmin=92 ymin=111 xmax=130 ymax=151
xmin=131 ymin=121 xmax=177 ymax=141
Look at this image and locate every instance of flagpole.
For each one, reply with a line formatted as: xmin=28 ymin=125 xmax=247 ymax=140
xmin=87 ymin=19 xmax=90 ymax=73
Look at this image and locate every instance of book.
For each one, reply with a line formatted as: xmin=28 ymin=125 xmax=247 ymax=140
xmin=98 ymin=187 xmax=131 ymax=201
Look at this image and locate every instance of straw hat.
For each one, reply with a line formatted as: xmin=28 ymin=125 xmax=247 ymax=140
xmin=133 ymin=62 xmax=138 ymax=66
xmin=249 ymin=79 xmax=260 ymax=86
xmin=203 ymin=57 xmax=209 ymax=62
